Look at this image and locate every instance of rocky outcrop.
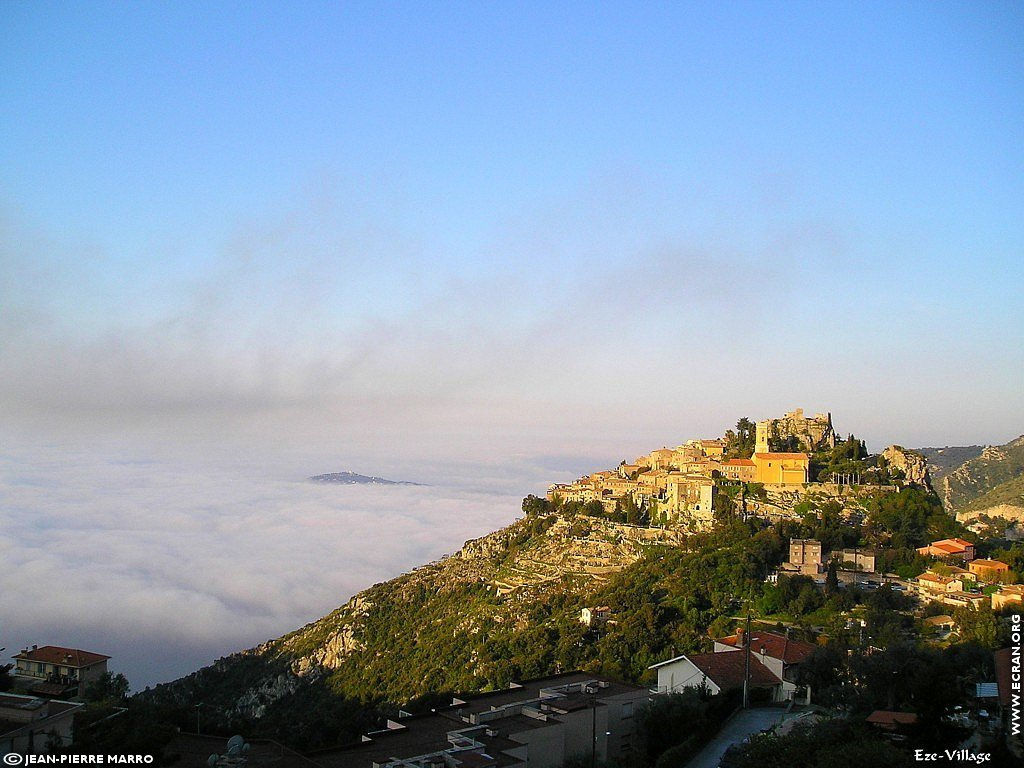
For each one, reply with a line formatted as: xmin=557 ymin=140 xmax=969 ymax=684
xmin=880 ymin=445 xmax=931 ymax=488
xmin=234 ymin=672 xmax=301 ymax=719
xmin=459 ymin=527 xmax=517 ymax=559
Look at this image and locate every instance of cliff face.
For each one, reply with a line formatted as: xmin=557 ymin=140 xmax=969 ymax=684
xmin=760 ymin=410 xmax=836 ymax=452
xmin=940 ymin=436 xmax=1024 ymax=510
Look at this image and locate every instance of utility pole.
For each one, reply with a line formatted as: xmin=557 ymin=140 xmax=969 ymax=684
xmin=742 ymin=612 xmax=751 ymax=709
xmin=590 ymin=697 xmax=597 ymax=768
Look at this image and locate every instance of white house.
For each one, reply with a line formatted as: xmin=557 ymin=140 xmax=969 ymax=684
xmin=649 ymin=651 xmax=781 ymax=699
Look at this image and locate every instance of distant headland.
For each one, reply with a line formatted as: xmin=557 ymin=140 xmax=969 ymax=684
xmin=308 ymin=471 xmax=424 ymax=486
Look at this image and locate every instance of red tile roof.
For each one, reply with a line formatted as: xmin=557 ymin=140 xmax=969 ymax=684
xmin=14 ymin=646 xmax=110 ymax=668
xmin=721 ymin=459 xmax=755 ymax=467
xmin=930 ymin=538 xmax=973 ymax=553
xmin=918 ymin=573 xmax=952 ymax=584
xmin=753 ymin=453 xmax=808 ymax=460
xmin=685 ymin=652 xmax=781 ymax=690
xmin=716 ymin=631 xmax=817 ymax=664
xmin=866 ymin=710 xmax=918 ymax=727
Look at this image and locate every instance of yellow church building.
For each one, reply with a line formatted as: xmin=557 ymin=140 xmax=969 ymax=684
xmin=752 ymin=452 xmax=809 ymax=484
xmin=750 ymin=420 xmax=811 ymax=484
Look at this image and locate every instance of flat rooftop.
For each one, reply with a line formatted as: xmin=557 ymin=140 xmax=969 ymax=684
xmin=309 ymin=672 xmax=643 ymax=768
xmin=311 ymin=711 xmax=524 ymax=768
xmin=455 ymin=672 xmax=643 ymax=715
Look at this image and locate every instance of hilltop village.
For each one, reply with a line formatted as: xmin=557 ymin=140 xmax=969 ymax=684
xmin=546 ymin=409 xmax=837 ymax=528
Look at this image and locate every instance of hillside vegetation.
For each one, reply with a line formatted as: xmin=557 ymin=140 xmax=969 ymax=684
xmin=138 ymin=483 xmax=970 ymax=748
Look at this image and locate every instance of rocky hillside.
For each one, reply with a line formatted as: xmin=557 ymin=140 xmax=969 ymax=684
xmin=918 ymin=435 xmax=1024 ymax=537
xmin=142 ymin=511 xmax=685 ymax=723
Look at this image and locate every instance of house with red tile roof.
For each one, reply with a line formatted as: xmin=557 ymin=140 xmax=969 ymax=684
xmin=916 ymin=538 xmax=975 ymax=562
xmin=713 ymin=629 xmax=817 ymax=704
xmin=649 ymin=628 xmax=817 ymax=704
xmin=713 ymin=629 xmax=816 ymax=662
xmin=991 ymin=584 xmax=1024 ymax=611
xmin=968 ymin=558 xmax=1011 ymax=583
xmin=649 ymin=651 xmax=781 ymax=699
xmin=915 ymin=571 xmax=965 ymax=597
xmin=717 ymin=459 xmax=756 ymax=482
xmin=13 ymin=645 xmax=110 ymax=699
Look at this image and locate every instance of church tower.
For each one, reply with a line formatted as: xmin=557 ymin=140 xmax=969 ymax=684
xmin=754 ymin=420 xmax=770 ymax=454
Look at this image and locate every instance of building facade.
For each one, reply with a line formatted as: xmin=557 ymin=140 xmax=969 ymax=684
xmin=0 ymin=693 xmax=83 ymax=755
xmin=12 ymin=646 xmax=109 ymax=699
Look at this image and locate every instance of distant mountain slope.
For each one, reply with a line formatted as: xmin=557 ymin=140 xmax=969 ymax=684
xmin=309 ymin=471 xmax=422 ymax=485
xmin=962 ymin=473 xmax=1024 ymax=514
xmin=935 ymin=435 xmax=1024 ymax=511
xmin=918 ymin=436 xmax=1024 ymax=537
xmin=915 ymin=445 xmax=984 ymax=489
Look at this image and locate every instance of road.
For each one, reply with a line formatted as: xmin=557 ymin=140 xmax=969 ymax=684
xmin=686 ymin=707 xmax=793 ymax=768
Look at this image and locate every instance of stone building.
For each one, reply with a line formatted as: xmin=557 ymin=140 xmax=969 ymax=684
xmin=787 ymin=539 xmax=825 ymax=575
xmin=836 ymin=549 xmax=876 ymax=573
xmin=717 ymin=459 xmax=756 ymax=482
xmin=751 ymin=452 xmax=809 ymax=485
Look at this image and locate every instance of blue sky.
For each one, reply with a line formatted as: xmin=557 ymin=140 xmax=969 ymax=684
xmin=2 ymin=1 xmax=1022 ymax=458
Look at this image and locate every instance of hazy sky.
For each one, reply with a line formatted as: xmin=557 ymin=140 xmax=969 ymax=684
xmin=1 ymin=2 xmax=1022 ymax=686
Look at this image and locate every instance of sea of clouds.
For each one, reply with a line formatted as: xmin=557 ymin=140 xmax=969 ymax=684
xmin=0 ymin=438 xmax=541 ymax=690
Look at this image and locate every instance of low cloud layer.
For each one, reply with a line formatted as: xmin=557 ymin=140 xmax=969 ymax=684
xmin=0 ymin=440 xmax=528 ymax=688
